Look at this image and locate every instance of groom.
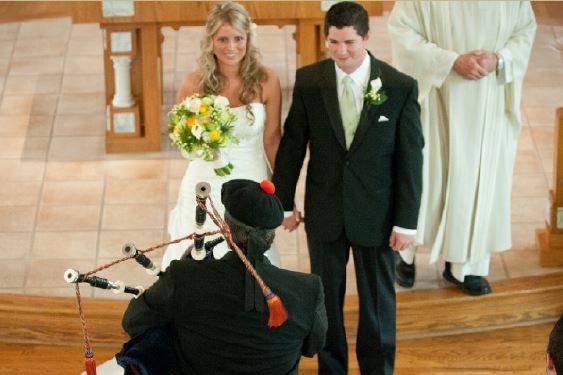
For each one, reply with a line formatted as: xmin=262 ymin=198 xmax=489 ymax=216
xmin=273 ymin=2 xmax=423 ymax=374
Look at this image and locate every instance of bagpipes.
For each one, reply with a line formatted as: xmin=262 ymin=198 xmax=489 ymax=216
xmin=64 ymin=181 xmax=287 ymax=375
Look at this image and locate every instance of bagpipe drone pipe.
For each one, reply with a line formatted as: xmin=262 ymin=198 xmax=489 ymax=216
xmin=63 ymin=182 xmax=224 ymax=375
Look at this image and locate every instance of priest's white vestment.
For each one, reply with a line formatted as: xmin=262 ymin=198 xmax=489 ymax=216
xmin=388 ymin=2 xmax=536 ymax=280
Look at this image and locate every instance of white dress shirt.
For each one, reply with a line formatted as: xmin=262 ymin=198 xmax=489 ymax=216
xmin=335 ymin=52 xmax=371 ymax=119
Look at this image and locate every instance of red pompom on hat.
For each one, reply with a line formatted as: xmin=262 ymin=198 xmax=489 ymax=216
xmin=222 ymin=179 xmax=283 ymax=229
xmin=260 ymin=179 xmax=276 ymax=195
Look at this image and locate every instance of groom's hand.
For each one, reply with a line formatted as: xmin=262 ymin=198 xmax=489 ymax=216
xmin=282 ymin=209 xmax=301 ymax=232
xmin=389 ymin=231 xmax=415 ymax=252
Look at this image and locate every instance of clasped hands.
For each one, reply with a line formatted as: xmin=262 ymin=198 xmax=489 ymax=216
xmin=453 ymin=50 xmax=498 ymax=81
xmin=282 ymin=207 xmax=302 ymax=232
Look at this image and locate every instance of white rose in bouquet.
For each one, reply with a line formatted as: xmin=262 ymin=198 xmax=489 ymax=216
xmin=191 ymin=124 xmax=203 ymax=139
xmin=202 ymin=131 xmax=211 ymax=143
xmin=188 ymin=98 xmax=202 ymax=114
xmin=213 ymin=95 xmax=230 ymax=108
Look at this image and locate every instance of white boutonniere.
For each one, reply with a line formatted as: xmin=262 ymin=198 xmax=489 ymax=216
xmin=364 ymin=78 xmax=387 ymax=105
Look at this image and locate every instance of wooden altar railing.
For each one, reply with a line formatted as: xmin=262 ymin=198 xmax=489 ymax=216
xmin=536 ymin=108 xmax=563 ymax=267
xmin=0 ymin=1 xmax=384 ymax=153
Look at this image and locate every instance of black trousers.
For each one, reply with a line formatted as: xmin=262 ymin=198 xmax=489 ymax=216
xmin=308 ymin=231 xmax=396 ymax=375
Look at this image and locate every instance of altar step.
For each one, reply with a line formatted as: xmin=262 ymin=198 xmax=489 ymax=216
xmin=0 ymin=322 xmax=552 ymax=374
xmin=0 ymin=272 xmax=561 ymax=347
xmin=300 ymin=322 xmax=553 ymax=374
xmin=348 ymin=271 xmax=563 ymax=342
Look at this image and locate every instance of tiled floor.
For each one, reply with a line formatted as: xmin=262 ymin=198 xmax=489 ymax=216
xmin=0 ymin=13 xmax=561 ymax=299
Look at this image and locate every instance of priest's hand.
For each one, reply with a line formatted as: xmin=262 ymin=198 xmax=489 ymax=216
xmin=473 ymin=50 xmax=498 ymax=74
xmin=453 ymin=53 xmax=489 ymax=80
xmin=389 ymin=231 xmax=415 ymax=252
xmin=282 ymin=208 xmax=301 ymax=232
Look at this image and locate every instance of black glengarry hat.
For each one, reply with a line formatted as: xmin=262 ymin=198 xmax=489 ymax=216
xmin=221 ymin=179 xmax=283 ymax=230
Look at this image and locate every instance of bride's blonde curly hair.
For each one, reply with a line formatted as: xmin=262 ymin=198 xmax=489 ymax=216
xmin=198 ymin=2 xmax=264 ymax=111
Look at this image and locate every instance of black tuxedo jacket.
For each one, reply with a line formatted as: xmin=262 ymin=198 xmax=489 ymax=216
xmin=273 ymin=53 xmax=423 ymax=247
xmin=122 ymin=253 xmax=327 ymax=375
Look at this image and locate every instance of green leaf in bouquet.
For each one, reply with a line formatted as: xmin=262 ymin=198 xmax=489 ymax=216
xmin=214 ymin=167 xmax=226 ymax=177
xmin=212 ymin=158 xmax=233 ymax=177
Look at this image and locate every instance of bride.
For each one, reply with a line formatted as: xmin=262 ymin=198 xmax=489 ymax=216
xmin=84 ymin=3 xmax=283 ymax=374
xmin=162 ymin=2 xmax=282 ymax=269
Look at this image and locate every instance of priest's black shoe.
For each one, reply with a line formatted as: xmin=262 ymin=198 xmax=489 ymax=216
xmin=394 ymin=252 xmax=415 ymax=288
xmin=442 ymin=262 xmax=491 ymax=296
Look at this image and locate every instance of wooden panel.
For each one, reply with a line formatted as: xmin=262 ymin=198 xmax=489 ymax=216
xmin=105 ymin=24 xmax=162 ymax=153
xmin=0 ymin=323 xmax=551 ymax=375
xmin=537 ymin=108 xmax=563 ymax=266
xmin=0 ymin=342 xmax=119 ymax=375
xmin=532 ymin=1 xmax=563 ymax=26
xmin=0 ymin=294 xmax=128 ymax=346
xmin=394 ymin=323 xmax=551 ymax=375
xmin=304 ymin=324 xmax=552 ymax=374
xmin=0 ymin=1 xmax=101 ymax=23
xmin=343 ymin=272 xmax=563 ymax=341
xmin=0 ymin=1 xmax=384 ymax=24
xmin=382 ymin=2 xmax=395 ymax=12
xmin=138 ymin=23 xmax=162 ymax=151
xmin=537 ymin=228 xmax=563 ymax=266
xmin=552 ymin=108 xmax=563 ymax=207
xmin=1 ymin=272 xmax=561 ymax=347
xmin=296 ymin=19 xmax=324 ymax=68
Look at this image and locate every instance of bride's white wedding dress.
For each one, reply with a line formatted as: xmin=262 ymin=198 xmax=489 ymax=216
xmin=81 ymin=103 xmax=281 ymax=375
xmin=162 ymin=102 xmax=280 ymax=269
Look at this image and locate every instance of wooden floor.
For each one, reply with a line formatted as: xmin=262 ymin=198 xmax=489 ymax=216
xmin=13 ymin=275 xmax=556 ymax=375
xmin=0 ymin=342 xmax=118 ymax=375
xmin=0 ymin=322 xmax=551 ymax=375
xmin=301 ymin=323 xmax=552 ymax=375
xmin=1 ymin=273 xmax=560 ymax=374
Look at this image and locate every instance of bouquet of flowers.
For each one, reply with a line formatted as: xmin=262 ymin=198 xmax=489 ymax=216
xmin=168 ymin=94 xmax=238 ymax=176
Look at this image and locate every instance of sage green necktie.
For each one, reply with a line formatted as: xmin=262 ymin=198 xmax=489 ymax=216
xmin=340 ymin=75 xmax=359 ymax=149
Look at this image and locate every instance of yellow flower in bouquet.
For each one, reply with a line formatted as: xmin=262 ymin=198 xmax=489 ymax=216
xmin=168 ymin=94 xmax=238 ymax=176
xmin=209 ymin=129 xmax=221 ymax=142
xmin=185 ymin=117 xmax=197 ymax=128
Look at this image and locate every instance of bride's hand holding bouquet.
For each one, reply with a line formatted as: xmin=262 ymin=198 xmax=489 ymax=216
xmin=168 ymin=94 xmax=238 ymax=176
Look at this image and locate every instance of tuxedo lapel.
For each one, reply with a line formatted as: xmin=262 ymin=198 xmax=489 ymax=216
xmin=348 ymin=53 xmax=382 ymax=154
xmin=319 ymin=61 xmax=347 ymax=150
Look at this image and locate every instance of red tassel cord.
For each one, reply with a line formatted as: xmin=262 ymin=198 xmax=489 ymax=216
xmin=265 ymin=292 xmax=288 ymax=328
xmin=84 ymin=349 xmax=97 ymax=375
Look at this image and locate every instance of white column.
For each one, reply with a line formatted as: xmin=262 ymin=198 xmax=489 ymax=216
xmin=111 ymin=56 xmax=135 ymax=108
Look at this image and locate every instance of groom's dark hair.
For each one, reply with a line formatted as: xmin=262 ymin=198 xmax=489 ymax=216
xmin=324 ymin=1 xmax=369 ymax=38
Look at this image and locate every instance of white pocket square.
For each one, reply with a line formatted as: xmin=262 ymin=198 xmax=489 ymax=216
xmin=378 ymin=115 xmax=389 ymax=122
